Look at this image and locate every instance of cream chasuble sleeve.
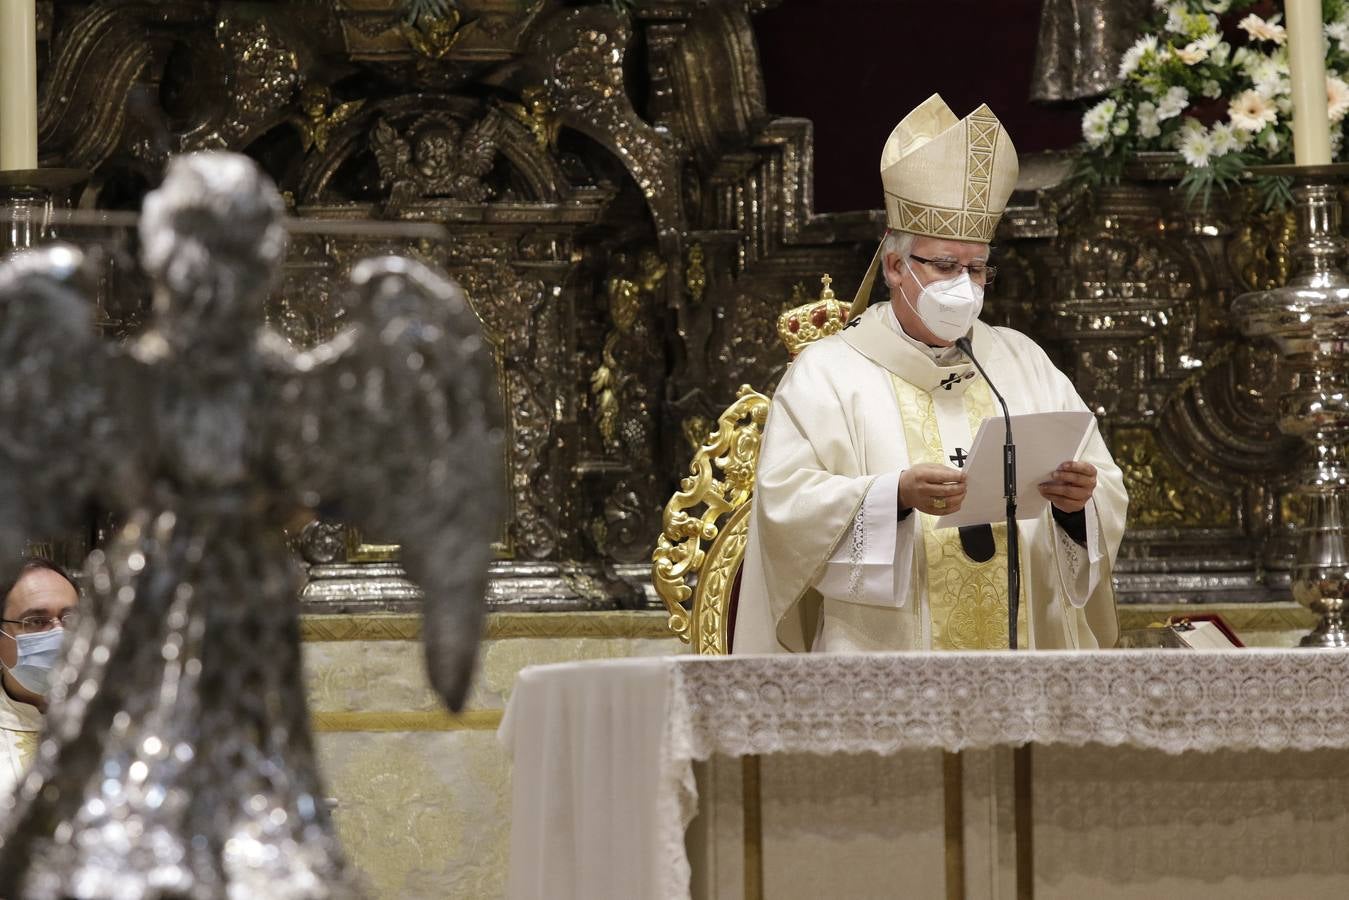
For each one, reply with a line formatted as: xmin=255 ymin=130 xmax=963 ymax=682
xmin=816 ymin=471 xmax=916 ymax=609
xmin=1050 ymin=501 xmax=1101 ymax=608
xmin=731 ymin=338 xmax=904 ymax=654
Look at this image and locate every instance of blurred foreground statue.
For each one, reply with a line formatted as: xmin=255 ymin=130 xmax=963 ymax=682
xmin=0 ymin=152 xmax=503 ymax=898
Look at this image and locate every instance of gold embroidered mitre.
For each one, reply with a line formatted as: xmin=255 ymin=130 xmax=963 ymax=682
xmin=880 ymin=93 xmax=1018 ymax=243
xmin=850 ymin=94 xmax=1019 ymax=316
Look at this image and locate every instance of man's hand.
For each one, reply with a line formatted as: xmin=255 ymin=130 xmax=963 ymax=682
xmin=1039 ymin=460 xmax=1096 ymax=514
xmin=899 ymin=464 xmax=967 ymax=516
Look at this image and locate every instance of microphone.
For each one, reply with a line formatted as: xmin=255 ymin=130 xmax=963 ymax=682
xmin=954 ymin=335 xmax=1021 ymax=650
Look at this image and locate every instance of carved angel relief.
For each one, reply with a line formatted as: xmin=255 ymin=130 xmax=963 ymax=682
xmin=400 ymin=10 xmax=466 ymax=60
xmin=294 ymin=83 xmax=366 ymax=153
xmin=372 ymin=111 xmax=502 ymax=206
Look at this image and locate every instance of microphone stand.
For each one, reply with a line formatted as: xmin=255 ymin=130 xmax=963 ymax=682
xmin=955 ymin=336 xmax=1020 ymax=650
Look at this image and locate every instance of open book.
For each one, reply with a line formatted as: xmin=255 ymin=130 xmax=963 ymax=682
xmin=1116 ymin=614 xmax=1245 ymax=650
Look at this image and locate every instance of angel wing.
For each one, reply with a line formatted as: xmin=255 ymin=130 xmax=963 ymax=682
xmin=0 ymin=246 xmax=123 ymax=584
xmin=265 ymin=256 xmax=503 ymax=711
xmin=455 ymin=113 xmax=502 ymax=179
xmin=372 ymin=118 xmax=413 ymax=191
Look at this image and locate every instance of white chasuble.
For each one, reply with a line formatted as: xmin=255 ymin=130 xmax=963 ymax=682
xmin=732 ymin=303 xmax=1127 ymax=654
xmin=0 ymin=684 xmax=40 ymax=799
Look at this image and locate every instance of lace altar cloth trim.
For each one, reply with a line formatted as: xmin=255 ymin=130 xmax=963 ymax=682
xmin=670 ymin=650 xmax=1349 ymax=760
xmin=505 ymin=649 xmax=1349 ymax=900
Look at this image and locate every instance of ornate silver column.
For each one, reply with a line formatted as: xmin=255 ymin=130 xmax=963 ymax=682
xmin=1234 ymin=166 xmax=1349 ymax=647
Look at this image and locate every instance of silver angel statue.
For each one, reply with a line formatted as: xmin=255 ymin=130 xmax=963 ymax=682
xmin=0 ymin=152 xmax=503 ymax=898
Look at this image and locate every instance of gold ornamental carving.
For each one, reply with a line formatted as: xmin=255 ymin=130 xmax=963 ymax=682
xmin=590 ymin=251 xmax=665 ymax=451
xmin=653 ymin=385 xmax=769 ymax=648
xmin=401 ymin=10 xmax=466 ymax=60
xmin=1115 ymin=427 xmax=1234 ymax=528
xmin=1228 ymin=208 xmax=1297 ymax=293
xmin=294 ymin=84 xmax=366 ymax=153
xmin=691 ymin=504 xmax=751 ymax=655
xmin=686 ymin=242 xmax=707 ymax=305
xmin=498 ymin=86 xmax=560 ymax=152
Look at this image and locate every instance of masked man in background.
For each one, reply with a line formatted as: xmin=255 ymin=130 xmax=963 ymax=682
xmin=0 ymin=557 xmax=79 ymax=794
xmin=733 ymin=94 xmax=1127 ymax=654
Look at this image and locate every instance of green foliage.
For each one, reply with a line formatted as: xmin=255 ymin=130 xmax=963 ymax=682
xmin=1177 ymin=149 xmax=1249 ymax=209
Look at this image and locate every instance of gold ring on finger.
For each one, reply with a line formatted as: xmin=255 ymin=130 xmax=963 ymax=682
xmin=932 ymin=498 xmax=947 ymax=511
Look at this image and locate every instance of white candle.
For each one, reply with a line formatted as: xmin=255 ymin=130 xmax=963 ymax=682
xmin=1287 ymin=0 xmax=1332 ymax=165
xmin=0 ymin=0 xmax=38 ymax=171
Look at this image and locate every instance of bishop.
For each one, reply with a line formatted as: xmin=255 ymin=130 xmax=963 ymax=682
xmin=733 ymin=94 xmax=1128 ymax=654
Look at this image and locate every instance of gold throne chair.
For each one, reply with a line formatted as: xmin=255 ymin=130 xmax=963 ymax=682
xmin=652 ymin=275 xmax=846 ymax=654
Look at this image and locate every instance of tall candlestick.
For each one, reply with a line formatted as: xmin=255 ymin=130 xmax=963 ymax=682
xmin=0 ymin=0 xmax=38 ymax=172
xmin=0 ymin=0 xmax=38 ymax=171
xmin=1287 ymin=0 xmax=1333 ymax=165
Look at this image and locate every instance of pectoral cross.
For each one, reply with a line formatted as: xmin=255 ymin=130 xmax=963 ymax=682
xmin=949 ymin=447 xmax=967 ymax=468
xmin=939 ymin=373 xmax=961 ymax=391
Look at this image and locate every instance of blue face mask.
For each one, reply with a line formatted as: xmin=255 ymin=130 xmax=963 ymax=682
xmin=2 ymin=628 xmax=65 ymax=696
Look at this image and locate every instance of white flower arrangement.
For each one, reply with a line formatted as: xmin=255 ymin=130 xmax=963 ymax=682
xmin=1079 ymin=0 xmax=1349 ymax=208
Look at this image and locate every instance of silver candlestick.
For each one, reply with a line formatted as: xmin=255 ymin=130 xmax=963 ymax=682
xmin=1234 ymin=164 xmax=1349 ymax=647
xmin=0 ymin=168 xmax=86 ymax=254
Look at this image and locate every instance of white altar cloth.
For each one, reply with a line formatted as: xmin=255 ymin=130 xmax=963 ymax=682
xmin=499 ymin=649 xmax=1349 ymax=900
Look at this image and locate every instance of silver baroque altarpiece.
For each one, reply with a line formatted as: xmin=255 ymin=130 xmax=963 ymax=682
xmin=3 ymin=0 xmax=1338 ymax=615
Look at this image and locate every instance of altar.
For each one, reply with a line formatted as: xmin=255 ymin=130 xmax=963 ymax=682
xmin=502 ymin=650 xmax=1349 ymax=900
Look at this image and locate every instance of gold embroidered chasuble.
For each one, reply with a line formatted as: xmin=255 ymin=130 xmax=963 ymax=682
xmin=731 ymin=303 xmax=1128 ymax=655
xmin=890 ymin=372 xmax=1026 ymax=650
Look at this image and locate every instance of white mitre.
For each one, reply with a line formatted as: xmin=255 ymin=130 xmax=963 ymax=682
xmin=850 ymin=93 xmax=1020 ymax=316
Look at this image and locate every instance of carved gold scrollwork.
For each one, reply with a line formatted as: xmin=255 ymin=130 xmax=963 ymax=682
xmin=692 ymin=503 xmax=751 ymax=655
xmin=653 ymin=386 xmax=769 ymax=647
xmin=1115 ymin=427 xmax=1235 ymax=528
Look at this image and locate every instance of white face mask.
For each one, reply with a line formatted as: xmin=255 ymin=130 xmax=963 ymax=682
xmin=899 ymin=257 xmax=984 ymax=342
xmin=2 ymin=627 xmax=65 ymax=696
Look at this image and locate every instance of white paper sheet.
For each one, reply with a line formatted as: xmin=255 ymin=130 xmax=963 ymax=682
xmin=933 ymin=410 xmax=1095 ymax=529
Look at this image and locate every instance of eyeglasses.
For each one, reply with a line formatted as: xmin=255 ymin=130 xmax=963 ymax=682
xmin=0 ymin=610 xmax=79 ymax=634
xmin=909 ymin=254 xmax=997 ymax=285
